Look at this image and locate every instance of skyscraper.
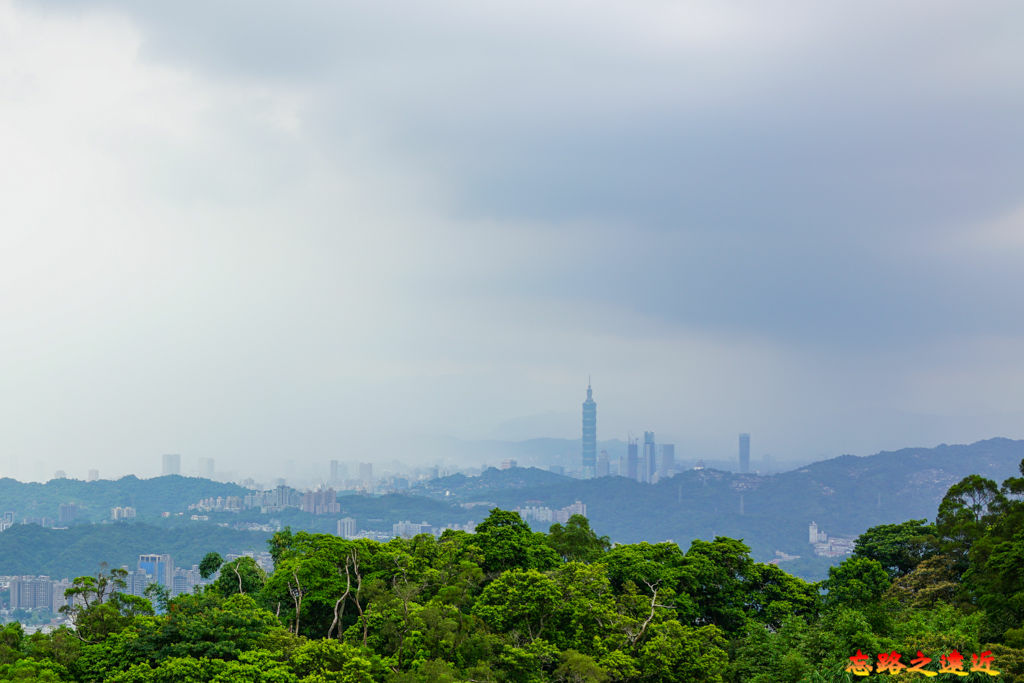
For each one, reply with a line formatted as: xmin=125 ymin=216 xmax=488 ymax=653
xmin=198 ymin=457 xmax=215 ymax=479
xmin=358 ymin=462 xmax=374 ymax=487
xmin=626 ymin=437 xmax=639 ymax=481
xmin=596 ymin=450 xmax=610 ymax=477
xmin=739 ymin=433 xmax=750 ymax=474
xmin=659 ymin=444 xmax=675 ymax=479
xmin=162 ymin=454 xmax=181 ymax=476
xmin=581 ymin=382 xmax=597 ymax=478
xmin=139 ymin=553 xmax=173 ymax=586
xmin=330 ymin=459 xmax=347 ymax=484
xmin=642 ymin=431 xmax=656 ymax=483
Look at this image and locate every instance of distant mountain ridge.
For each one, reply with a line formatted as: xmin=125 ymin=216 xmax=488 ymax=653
xmin=0 ymin=475 xmax=247 ymax=523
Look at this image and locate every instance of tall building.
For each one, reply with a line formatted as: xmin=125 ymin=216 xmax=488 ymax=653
xmin=739 ymin=433 xmax=750 ymax=474
xmin=659 ymin=444 xmax=675 ymax=479
xmin=642 ymin=431 xmax=656 ymax=483
xmin=58 ymin=503 xmax=77 ymax=525
xmin=626 ymin=438 xmax=639 ymax=481
xmin=330 ymin=459 xmax=347 ymax=484
xmin=596 ymin=450 xmax=610 ymax=477
xmin=138 ymin=553 xmax=173 ymax=586
xmin=358 ymin=462 xmax=373 ymax=486
xmin=198 ymin=457 xmax=215 ymax=479
xmin=337 ymin=517 xmax=357 ymax=538
xmin=9 ymin=577 xmax=54 ymax=610
xmin=581 ymin=382 xmax=597 ymax=478
xmin=162 ymin=454 xmax=181 ymax=476
xmin=87 ymin=469 xmax=99 ymax=482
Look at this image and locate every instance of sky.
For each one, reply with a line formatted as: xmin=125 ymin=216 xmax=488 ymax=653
xmin=2 ymin=1 xmax=1024 ymax=481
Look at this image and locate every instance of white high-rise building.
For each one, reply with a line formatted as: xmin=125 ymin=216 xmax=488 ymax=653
xmin=337 ymin=517 xmax=357 ymax=538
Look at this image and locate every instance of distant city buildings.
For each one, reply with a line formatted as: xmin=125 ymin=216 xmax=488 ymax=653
xmin=337 ymin=517 xmax=357 ymax=538
xmin=87 ymin=469 xmax=99 ymax=482
xmin=499 ymin=459 xmax=518 ymax=470
xmin=626 ymin=438 xmax=638 ymax=480
xmin=808 ymin=521 xmax=854 ymax=558
xmin=596 ymin=450 xmax=610 ymax=477
xmin=358 ymin=462 xmax=374 ymax=487
xmin=7 ymin=576 xmax=71 ymax=611
xmin=57 ymin=504 xmax=77 ymax=525
xmin=739 ymin=433 xmax=750 ymax=474
xmin=642 ymin=432 xmax=656 ymax=483
xmin=110 ymin=506 xmax=136 ymax=522
xmin=197 ymin=457 xmax=215 ymax=479
xmin=392 ymin=520 xmax=433 ymax=538
xmin=162 ymin=454 xmax=181 ymax=476
xmin=301 ymin=488 xmax=340 ymax=516
xmin=581 ymin=382 xmax=597 ymax=478
xmin=138 ymin=553 xmax=173 ymax=587
xmin=0 ymin=511 xmax=14 ymax=532
xmin=53 ymin=470 xmax=67 ymax=480
xmin=515 ymin=500 xmax=586 ymax=525
xmin=329 ymin=459 xmax=347 ymax=485
xmin=659 ymin=444 xmax=675 ymax=480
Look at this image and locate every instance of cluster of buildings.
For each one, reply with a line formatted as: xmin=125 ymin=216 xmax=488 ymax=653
xmin=2 ymin=549 xmax=275 ymax=621
xmin=3 ymin=576 xmax=74 ymax=613
xmin=111 ymin=506 xmax=136 ymax=521
xmin=514 ymin=500 xmax=587 ymax=525
xmin=580 ymin=383 xmax=755 ymax=480
xmin=334 ymin=516 xmax=477 ymax=541
xmin=189 ymin=486 xmax=344 ymax=515
xmin=808 ymin=522 xmax=855 ymax=558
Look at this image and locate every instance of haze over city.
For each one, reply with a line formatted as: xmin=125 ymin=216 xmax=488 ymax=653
xmin=3 ymin=1 xmax=1024 ymax=482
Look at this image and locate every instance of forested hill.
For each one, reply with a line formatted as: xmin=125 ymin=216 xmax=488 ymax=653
xmin=0 ymin=475 xmax=247 ymax=523
xmin=0 ymin=523 xmax=269 ymax=579
xmin=412 ymin=438 xmax=1024 ymax=562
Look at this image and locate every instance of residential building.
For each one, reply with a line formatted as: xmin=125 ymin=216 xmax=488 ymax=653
xmin=739 ymin=433 xmax=750 ymax=474
xmin=337 ymin=517 xmax=357 ymax=538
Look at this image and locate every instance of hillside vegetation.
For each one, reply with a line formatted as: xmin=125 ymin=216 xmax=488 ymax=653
xmin=2 ymin=458 xmax=1023 ymax=681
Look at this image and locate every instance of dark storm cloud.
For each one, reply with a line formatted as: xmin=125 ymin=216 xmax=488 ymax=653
xmin=50 ymin=0 xmax=1023 ymax=348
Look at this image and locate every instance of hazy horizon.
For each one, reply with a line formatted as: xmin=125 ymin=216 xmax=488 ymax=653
xmin=3 ymin=1 xmax=1024 ymax=480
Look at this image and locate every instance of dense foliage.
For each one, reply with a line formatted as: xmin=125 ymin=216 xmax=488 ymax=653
xmin=3 ymin=461 xmax=1024 ymax=681
xmin=0 ymin=523 xmax=270 ymax=579
xmin=0 ymin=475 xmax=247 ymax=523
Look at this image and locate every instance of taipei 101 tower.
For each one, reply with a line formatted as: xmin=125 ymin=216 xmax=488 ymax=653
xmin=581 ymin=380 xmax=597 ymax=478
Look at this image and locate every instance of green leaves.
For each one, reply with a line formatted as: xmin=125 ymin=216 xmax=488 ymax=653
xmin=547 ymin=515 xmax=611 ymax=563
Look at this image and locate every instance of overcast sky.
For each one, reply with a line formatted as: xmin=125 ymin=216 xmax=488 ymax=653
xmin=2 ymin=1 xmax=1023 ymax=480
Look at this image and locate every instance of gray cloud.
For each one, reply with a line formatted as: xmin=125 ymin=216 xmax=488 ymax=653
xmin=4 ymin=1 xmax=1024 ymax=478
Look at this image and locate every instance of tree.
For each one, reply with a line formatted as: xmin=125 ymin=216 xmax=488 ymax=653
xmin=198 ymin=552 xmax=224 ymax=580
xmin=473 ymin=509 xmax=558 ymax=575
xmin=638 ymin=620 xmax=728 ymax=682
xmin=852 ymin=519 xmax=939 ymax=579
xmin=60 ymin=565 xmax=134 ymax=643
xmin=547 ymin=515 xmax=611 ymax=563
xmin=935 ymin=474 xmax=1005 ymax=571
xmin=822 ymin=557 xmax=890 ymax=608
xmin=473 ymin=569 xmax=564 ymax=643
xmin=211 ymin=556 xmax=265 ymax=597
